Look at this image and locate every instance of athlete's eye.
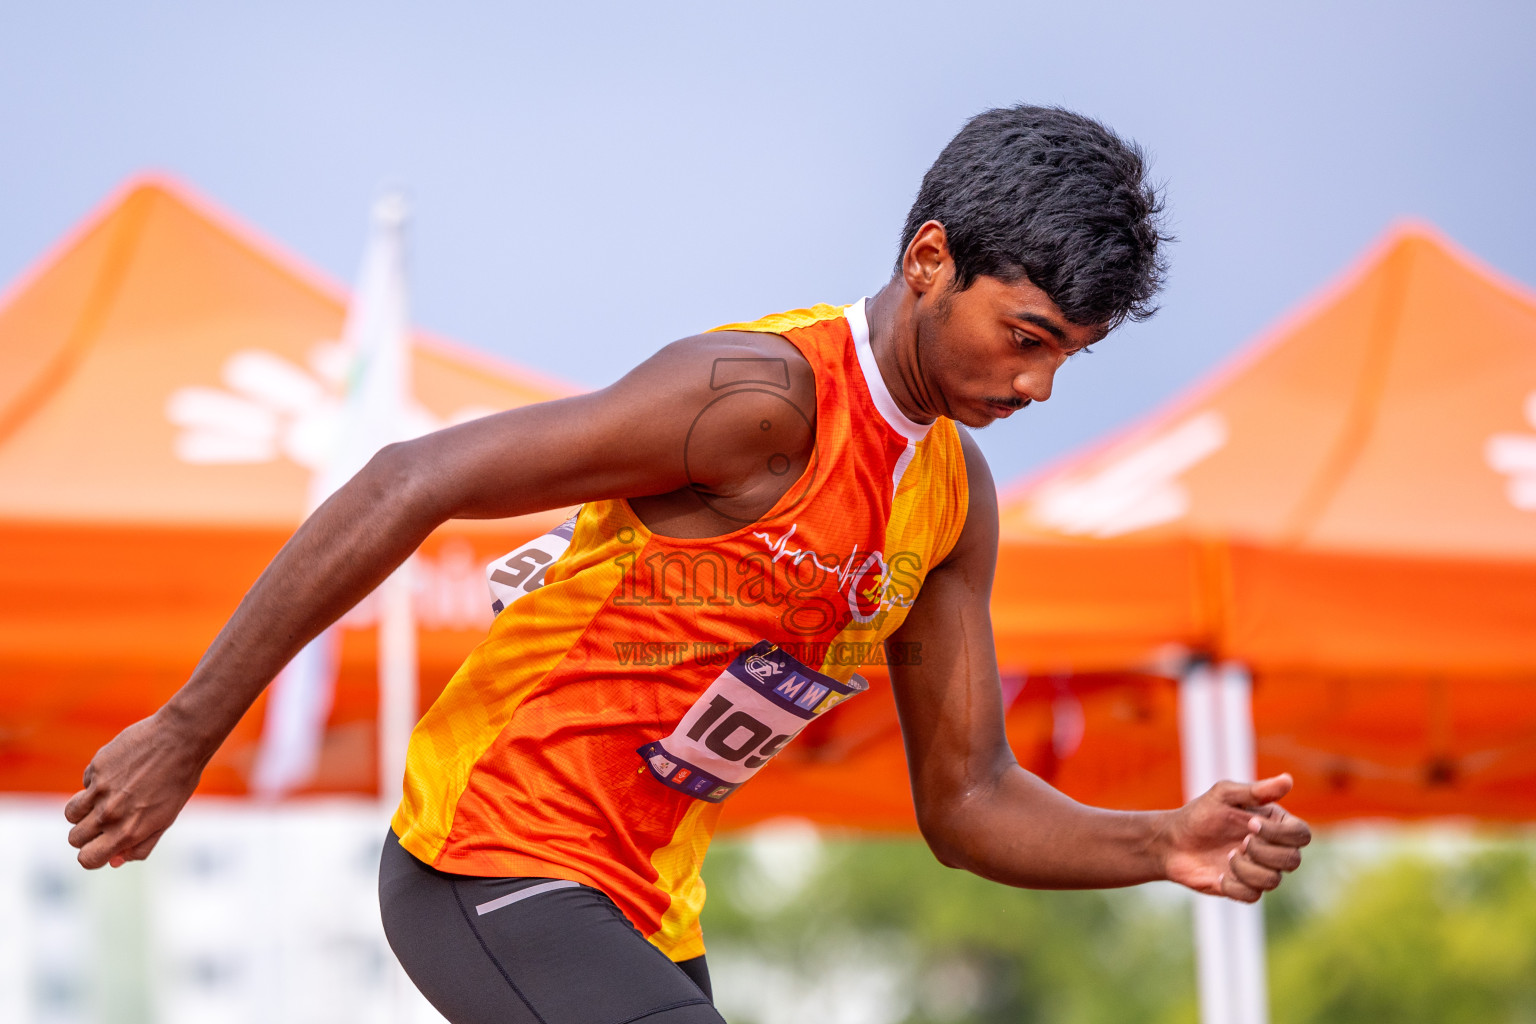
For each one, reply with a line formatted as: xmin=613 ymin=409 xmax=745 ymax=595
xmin=1012 ymin=330 xmax=1042 ymax=349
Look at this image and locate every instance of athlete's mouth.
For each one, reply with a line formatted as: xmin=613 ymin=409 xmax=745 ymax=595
xmin=985 ymin=398 xmax=1029 ymax=418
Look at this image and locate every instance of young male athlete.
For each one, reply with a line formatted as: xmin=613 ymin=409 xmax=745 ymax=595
xmin=66 ymin=106 xmax=1311 ymax=1023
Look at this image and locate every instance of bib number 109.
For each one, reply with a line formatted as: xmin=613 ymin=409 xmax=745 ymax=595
xmin=638 ymin=640 xmax=867 ymax=803
xmin=684 ymin=694 xmax=793 ymax=770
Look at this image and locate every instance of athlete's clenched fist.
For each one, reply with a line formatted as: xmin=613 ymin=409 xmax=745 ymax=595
xmin=64 ymin=711 xmax=207 ymax=869
xmin=1158 ymin=773 xmax=1312 ymax=902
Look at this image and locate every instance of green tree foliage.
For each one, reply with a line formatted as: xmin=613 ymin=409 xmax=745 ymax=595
xmin=701 ymin=833 xmax=1193 ymax=1024
xmin=700 ymin=831 xmax=1536 ymax=1024
xmin=1267 ymin=842 xmax=1536 ymax=1024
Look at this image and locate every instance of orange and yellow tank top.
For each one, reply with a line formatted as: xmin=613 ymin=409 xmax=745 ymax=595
xmin=391 ymin=299 xmax=969 ymax=960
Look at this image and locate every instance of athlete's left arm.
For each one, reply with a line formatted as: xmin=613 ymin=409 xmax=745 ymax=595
xmin=886 ymin=431 xmax=1310 ymax=901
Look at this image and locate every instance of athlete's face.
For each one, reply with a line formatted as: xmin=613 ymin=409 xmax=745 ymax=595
xmin=895 ymin=222 xmax=1106 ymax=429
xmin=918 ymin=272 xmax=1105 ymax=429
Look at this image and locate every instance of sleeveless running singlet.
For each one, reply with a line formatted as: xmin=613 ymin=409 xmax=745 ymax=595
xmin=391 ymin=299 xmax=970 ymax=961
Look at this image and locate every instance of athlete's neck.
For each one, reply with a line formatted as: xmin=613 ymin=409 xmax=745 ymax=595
xmin=865 ymin=279 xmax=939 ymax=425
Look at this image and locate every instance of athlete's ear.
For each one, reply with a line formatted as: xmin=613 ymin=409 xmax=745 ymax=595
xmin=902 ymin=221 xmax=951 ymax=297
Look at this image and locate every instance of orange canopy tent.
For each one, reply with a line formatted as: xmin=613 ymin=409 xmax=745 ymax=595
xmin=0 ymin=178 xmax=570 ymax=796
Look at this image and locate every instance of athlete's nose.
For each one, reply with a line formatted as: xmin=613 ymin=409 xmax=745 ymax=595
xmin=1013 ymin=360 xmax=1061 ymax=404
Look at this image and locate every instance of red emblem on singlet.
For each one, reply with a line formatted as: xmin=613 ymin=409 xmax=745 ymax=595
xmin=846 ymin=552 xmax=887 ymax=624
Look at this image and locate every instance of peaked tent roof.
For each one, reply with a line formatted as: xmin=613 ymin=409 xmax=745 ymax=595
xmin=0 ymin=177 xmax=568 ymax=527
xmin=1003 ymin=223 xmax=1536 ymax=558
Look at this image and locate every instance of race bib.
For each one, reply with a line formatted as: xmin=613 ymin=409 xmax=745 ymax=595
xmin=485 ymin=513 xmax=579 ymax=615
xmin=637 ymin=641 xmax=868 ymax=802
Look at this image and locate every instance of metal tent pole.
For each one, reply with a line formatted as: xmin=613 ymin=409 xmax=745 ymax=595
xmin=1178 ymin=659 xmax=1269 ymax=1024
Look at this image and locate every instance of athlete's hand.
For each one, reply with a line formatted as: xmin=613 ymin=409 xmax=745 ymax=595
xmin=1157 ymin=774 xmax=1311 ymax=902
xmin=64 ymin=712 xmax=208 ymax=869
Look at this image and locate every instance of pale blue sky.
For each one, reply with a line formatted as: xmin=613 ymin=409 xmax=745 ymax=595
xmin=3 ymin=1 xmax=1533 ymax=484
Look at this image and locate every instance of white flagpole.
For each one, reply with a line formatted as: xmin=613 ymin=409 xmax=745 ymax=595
xmin=250 ymin=192 xmax=417 ymax=802
xmin=344 ymin=193 xmax=419 ymax=811
xmin=348 ymin=192 xmax=424 ymax=1024
xmin=1178 ymin=659 xmax=1269 ymax=1024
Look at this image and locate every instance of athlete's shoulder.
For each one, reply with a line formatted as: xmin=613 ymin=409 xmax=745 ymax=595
xmin=631 ymin=329 xmax=816 ymax=510
xmin=649 ymin=328 xmax=816 ymax=417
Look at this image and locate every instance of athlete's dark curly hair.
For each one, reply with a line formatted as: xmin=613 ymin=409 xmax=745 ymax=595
xmin=899 ymin=105 xmax=1170 ymax=331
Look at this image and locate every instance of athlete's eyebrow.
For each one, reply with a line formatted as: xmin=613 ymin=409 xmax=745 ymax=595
xmin=1011 ymin=311 xmax=1068 ymax=344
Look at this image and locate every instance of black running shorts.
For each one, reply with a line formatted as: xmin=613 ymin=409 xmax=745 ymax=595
xmin=379 ymin=832 xmax=725 ymax=1024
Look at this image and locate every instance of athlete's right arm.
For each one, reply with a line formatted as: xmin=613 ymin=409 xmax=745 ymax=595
xmin=64 ymin=330 xmax=814 ymax=870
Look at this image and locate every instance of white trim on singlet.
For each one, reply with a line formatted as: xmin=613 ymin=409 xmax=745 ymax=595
xmin=846 ymin=297 xmax=931 ymax=496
